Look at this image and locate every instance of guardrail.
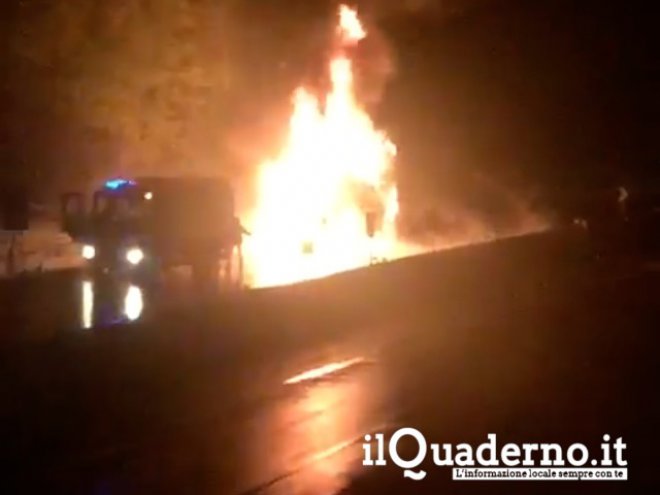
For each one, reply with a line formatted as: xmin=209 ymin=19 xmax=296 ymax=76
xmin=1 ymin=220 xmax=82 ymax=277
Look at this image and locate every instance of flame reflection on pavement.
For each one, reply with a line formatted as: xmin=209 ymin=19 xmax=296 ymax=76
xmin=237 ymin=355 xmax=387 ymax=495
xmin=79 ymin=280 xmax=145 ymax=329
xmin=124 ymin=285 xmax=144 ymax=322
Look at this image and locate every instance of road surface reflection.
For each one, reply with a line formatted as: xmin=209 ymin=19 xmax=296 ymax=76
xmin=237 ymin=355 xmax=387 ymax=494
xmin=80 ymin=279 xmax=145 ymax=329
xmin=124 ymin=285 xmax=144 ymax=321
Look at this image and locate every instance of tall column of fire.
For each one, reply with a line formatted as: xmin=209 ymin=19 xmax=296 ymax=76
xmin=244 ymin=5 xmax=402 ymax=287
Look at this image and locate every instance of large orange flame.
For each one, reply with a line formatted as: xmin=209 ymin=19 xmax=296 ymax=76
xmin=338 ymin=4 xmax=367 ymax=43
xmin=245 ymin=5 xmax=411 ymax=287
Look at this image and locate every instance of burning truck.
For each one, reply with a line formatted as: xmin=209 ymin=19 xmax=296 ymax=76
xmin=243 ymin=5 xmax=416 ymax=287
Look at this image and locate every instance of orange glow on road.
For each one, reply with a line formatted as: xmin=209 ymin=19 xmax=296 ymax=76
xmin=284 ymin=357 xmax=366 ymax=385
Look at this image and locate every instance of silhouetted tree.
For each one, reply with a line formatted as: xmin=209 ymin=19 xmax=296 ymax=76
xmin=8 ymin=0 xmax=237 ymax=184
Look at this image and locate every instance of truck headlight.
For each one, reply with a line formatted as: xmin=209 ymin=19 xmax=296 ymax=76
xmin=82 ymin=244 xmax=96 ymax=260
xmin=126 ymin=247 xmax=145 ymax=265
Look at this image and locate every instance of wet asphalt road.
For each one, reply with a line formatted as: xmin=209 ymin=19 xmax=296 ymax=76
xmin=0 ymin=230 xmax=657 ymax=494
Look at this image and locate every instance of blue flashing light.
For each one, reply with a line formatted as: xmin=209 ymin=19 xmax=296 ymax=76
xmin=104 ymin=178 xmax=136 ymax=190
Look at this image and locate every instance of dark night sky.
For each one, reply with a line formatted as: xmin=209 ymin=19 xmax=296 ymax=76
xmin=378 ymin=0 xmax=658 ymax=199
xmin=1 ymin=0 xmax=658 ymax=205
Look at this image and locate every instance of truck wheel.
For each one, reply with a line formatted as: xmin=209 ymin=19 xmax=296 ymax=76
xmin=192 ymin=258 xmax=218 ymax=286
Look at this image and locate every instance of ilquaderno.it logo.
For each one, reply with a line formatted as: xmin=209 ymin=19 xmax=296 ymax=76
xmin=362 ymin=429 xmax=628 ymax=481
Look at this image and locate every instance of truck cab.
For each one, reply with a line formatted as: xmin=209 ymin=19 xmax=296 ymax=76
xmin=62 ymin=177 xmax=244 ymax=284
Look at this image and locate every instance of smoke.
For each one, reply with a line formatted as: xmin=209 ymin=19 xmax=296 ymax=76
xmin=350 ymin=20 xmax=396 ymax=106
xmin=351 ymin=0 xmax=549 ymax=246
xmin=358 ymin=0 xmax=436 ymax=15
xmin=359 ymin=0 xmax=492 ymax=18
xmin=350 ymin=0 xmax=494 ymax=105
xmin=398 ymin=183 xmax=548 ymax=249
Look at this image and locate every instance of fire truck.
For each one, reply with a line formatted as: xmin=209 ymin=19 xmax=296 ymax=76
xmin=61 ymin=177 xmax=245 ymax=284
